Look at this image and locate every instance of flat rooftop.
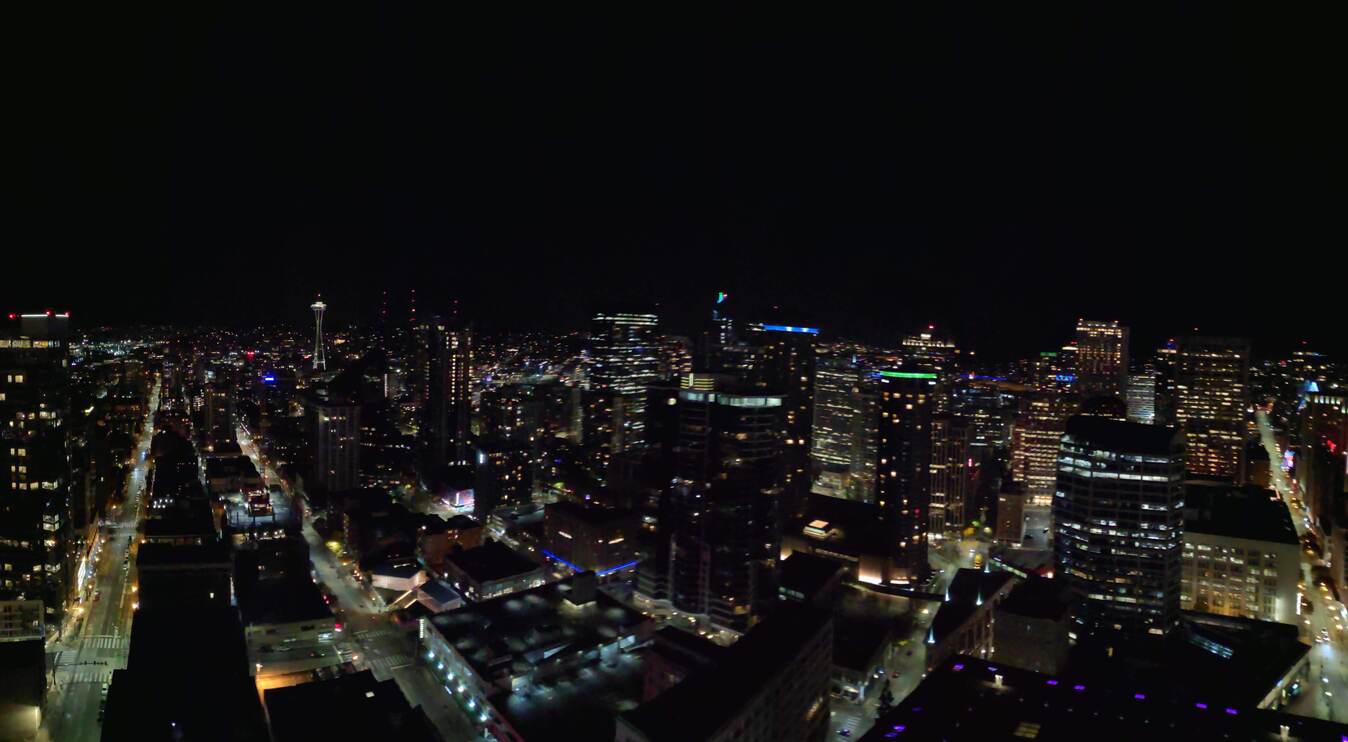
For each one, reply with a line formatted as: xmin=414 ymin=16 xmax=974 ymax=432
xmin=264 ymin=670 xmax=435 ymax=742
xmin=620 ymin=604 xmax=830 ymax=742
xmin=426 ymin=575 xmax=650 ymax=682
xmin=1183 ymin=484 xmax=1299 ymax=545
xmin=445 ymin=540 xmax=541 ymax=583
xmin=1063 ymin=415 xmax=1180 ymax=456
xmin=545 ymin=500 xmax=632 ymax=526
xmin=861 ymin=655 xmax=1343 ymax=742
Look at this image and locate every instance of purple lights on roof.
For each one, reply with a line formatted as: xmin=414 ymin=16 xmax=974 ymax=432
xmin=1133 ymin=693 xmax=1146 ymax=700
xmin=1045 ymin=679 xmax=1058 ymax=686
xmin=952 ymin=663 xmax=964 ymax=671
xmin=1224 ymin=708 xmax=1238 ymax=715
xmin=1195 ymin=702 xmax=1208 ymax=710
xmin=1073 ymin=684 xmax=1086 ymax=691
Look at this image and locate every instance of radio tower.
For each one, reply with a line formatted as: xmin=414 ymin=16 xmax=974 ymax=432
xmin=311 ymin=296 xmax=327 ymax=371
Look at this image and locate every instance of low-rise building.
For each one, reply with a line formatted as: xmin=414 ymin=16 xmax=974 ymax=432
xmin=992 ymin=575 xmax=1072 ymax=674
xmin=862 ymin=653 xmax=1332 ymax=742
xmin=925 ymin=568 xmax=1016 ymax=672
xmin=638 ymin=626 xmax=727 ymax=703
xmin=420 ymin=572 xmax=653 ymax=742
xmin=263 ymin=670 xmax=436 ymax=742
xmin=541 ymin=501 xmax=637 ymax=581
xmin=442 ymin=540 xmax=547 ymax=602
xmin=833 ymin=617 xmax=893 ymax=703
xmin=418 ymin=514 xmax=483 ymax=575
xmin=204 ymin=454 xmax=264 ymax=497
xmin=616 ymin=604 xmax=833 ymax=742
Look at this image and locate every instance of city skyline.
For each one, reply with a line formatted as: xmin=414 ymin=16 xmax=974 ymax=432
xmin=5 ymin=4 xmax=1346 ymax=741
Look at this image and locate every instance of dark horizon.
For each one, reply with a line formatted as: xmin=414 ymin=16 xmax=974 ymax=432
xmin=9 ymin=4 xmax=1345 ymax=360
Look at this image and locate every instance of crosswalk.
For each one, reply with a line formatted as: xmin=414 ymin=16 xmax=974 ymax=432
xmin=63 ymin=668 xmax=114 ymax=685
xmin=84 ymin=635 xmax=130 ymax=650
xmin=365 ymin=653 xmax=412 ymax=676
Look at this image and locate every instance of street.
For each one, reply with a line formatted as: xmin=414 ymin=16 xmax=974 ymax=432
xmin=1256 ymin=408 xmax=1348 ymax=722
xmin=827 ymin=536 xmax=987 ymax=739
xmin=237 ymin=425 xmax=481 ymax=741
xmin=40 ymin=381 xmax=159 ymax=742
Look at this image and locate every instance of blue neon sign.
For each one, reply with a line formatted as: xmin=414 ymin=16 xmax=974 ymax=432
xmin=541 ymin=549 xmax=639 ymax=577
xmin=761 ymin=324 xmax=820 ymax=335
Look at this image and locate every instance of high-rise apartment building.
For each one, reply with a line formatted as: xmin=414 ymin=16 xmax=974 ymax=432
xmin=928 ymin=414 xmax=972 ymax=534
xmin=1054 ymin=416 xmax=1184 ymax=643
xmin=740 ymin=323 xmax=818 ymax=505
xmin=0 ymin=312 xmax=73 ymax=624
xmin=641 ymin=375 xmax=785 ymax=633
xmin=1074 ymin=319 xmax=1129 ymax=399
xmin=1174 ymin=336 xmax=1249 ymax=481
xmin=419 ymin=318 xmax=472 ymax=469
xmin=305 ymin=388 xmax=360 ymax=495
xmin=874 ymin=369 xmax=935 ymax=583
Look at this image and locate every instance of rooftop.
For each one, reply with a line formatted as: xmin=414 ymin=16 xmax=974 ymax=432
xmin=545 ymin=500 xmax=633 ymax=526
xmin=619 ymin=604 xmax=830 ymax=742
xmin=235 ymin=556 xmax=333 ymax=627
xmin=136 ymin=540 xmax=231 ymax=569
xmin=445 ymin=540 xmax=541 ymax=584
xmin=861 ymin=655 xmax=1344 ymax=742
xmin=425 ymin=575 xmax=650 ymax=682
xmin=995 ymin=575 xmax=1071 ymax=621
xmin=1182 ymin=484 xmax=1299 ymax=545
xmin=779 ymin=551 xmax=848 ymax=604
xmin=793 ymin=493 xmax=894 ymax=557
xmin=929 ymin=569 xmax=1016 ymax=644
xmin=1063 ymin=415 xmax=1180 ymax=456
xmin=833 ymin=616 xmax=890 ymax=673
xmin=264 ymin=670 xmax=436 ymax=742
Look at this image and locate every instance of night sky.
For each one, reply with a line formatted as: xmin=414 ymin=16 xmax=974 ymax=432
xmin=8 ymin=5 xmax=1345 ymax=358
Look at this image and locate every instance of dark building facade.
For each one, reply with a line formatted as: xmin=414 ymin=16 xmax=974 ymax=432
xmin=639 ymin=375 xmax=785 ymax=633
xmin=419 ymin=317 xmax=472 ymax=469
xmin=739 ymin=323 xmax=818 ymax=509
xmin=305 ymin=388 xmax=360 ymax=496
xmin=0 ymin=313 xmax=73 ymax=624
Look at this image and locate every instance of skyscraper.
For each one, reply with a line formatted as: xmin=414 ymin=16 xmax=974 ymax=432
xmin=0 ymin=312 xmax=73 ymax=625
xmin=810 ymin=353 xmax=877 ymax=501
xmin=644 ymin=375 xmax=785 ymax=634
xmin=928 ymin=414 xmax=972 ymax=534
xmin=1125 ymin=370 xmax=1157 ymax=424
xmin=740 ymin=323 xmax=819 ymax=506
xmin=1174 ymin=336 xmax=1249 ymax=481
xmin=874 ymin=369 xmax=935 ymax=583
xmin=585 ymin=312 xmax=660 ymax=468
xmin=1054 ymin=416 xmax=1184 ymax=643
xmin=1011 ymin=348 xmax=1078 ymax=506
xmin=419 ymin=317 xmax=472 ymax=469
xmin=305 ymin=387 xmax=360 ymax=495
xmin=1074 ymin=319 xmax=1129 ymax=399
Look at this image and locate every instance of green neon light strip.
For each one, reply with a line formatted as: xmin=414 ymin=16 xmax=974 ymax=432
xmin=877 ymin=370 xmax=938 ymax=380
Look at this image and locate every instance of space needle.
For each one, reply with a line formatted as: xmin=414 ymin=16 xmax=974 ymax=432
xmin=311 ymin=296 xmax=327 ymax=371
